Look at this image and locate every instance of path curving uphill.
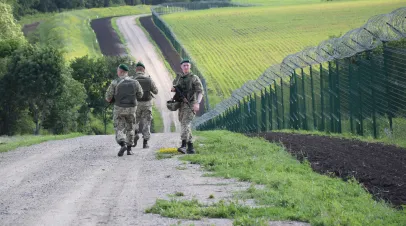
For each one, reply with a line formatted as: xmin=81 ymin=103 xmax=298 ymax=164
xmin=91 ymin=15 xmax=180 ymax=133
xmin=116 ymin=15 xmax=180 ymax=133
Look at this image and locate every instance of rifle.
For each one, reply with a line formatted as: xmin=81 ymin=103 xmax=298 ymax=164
xmin=173 ymin=85 xmax=195 ymax=115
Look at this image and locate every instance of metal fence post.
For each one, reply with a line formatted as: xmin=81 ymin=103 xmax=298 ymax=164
xmin=301 ymin=68 xmax=308 ymax=130
xmin=355 ymin=54 xmax=364 ymax=136
xmin=310 ymin=65 xmax=317 ymax=130
xmin=367 ymin=51 xmax=378 ymax=138
xmin=383 ymin=42 xmax=393 ymax=132
xmin=348 ymin=58 xmax=354 ymax=134
xmin=328 ymin=61 xmax=334 ymax=132
xmin=273 ymin=81 xmax=281 ymax=129
xmin=269 ymin=87 xmax=273 ymax=130
xmin=320 ymin=64 xmax=325 ymax=131
xmin=335 ymin=59 xmax=342 ymax=133
xmin=279 ymin=77 xmax=285 ymax=129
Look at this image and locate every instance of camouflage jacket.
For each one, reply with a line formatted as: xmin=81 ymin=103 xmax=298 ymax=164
xmin=173 ymin=72 xmax=203 ymax=104
xmin=105 ymin=75 xmax=143 ymax=110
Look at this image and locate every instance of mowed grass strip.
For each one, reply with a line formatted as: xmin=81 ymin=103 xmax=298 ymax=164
xmin=147 ymin=131 xmax=406 ymax=225
xmin=162 ymin=0 xmax=406 ymax=105
xmin=232 ymin=0 xmax=320 ymax=6
xmin=231 ymin=0 xmax=372 ymax=6
xmin=0 ymin=133 xmax=83 ymax=153
xmin=24 ymin=5 xmax=150 ymax=60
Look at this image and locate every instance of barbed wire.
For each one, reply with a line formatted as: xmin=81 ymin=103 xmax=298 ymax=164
xmin=193 ymin=7 xmax=406 ymax=128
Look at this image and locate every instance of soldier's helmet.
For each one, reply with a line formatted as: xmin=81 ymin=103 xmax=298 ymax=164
xmin=166 ymin=100 xmax=181 ymax=111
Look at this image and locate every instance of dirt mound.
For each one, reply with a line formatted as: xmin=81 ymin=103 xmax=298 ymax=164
xmin=258 ymin=132 xmax=406 ymax=207
xmin=91 ymin=17 xmax=126 ymax=56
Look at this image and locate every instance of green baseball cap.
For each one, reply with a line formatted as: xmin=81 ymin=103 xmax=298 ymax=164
xmin=119 ymin=64 xmax=129 ymax=71
xmin=136 ymin=61 xmax=145 ymax=68
xmin=180 ymin=59 xmax=191 ymax=65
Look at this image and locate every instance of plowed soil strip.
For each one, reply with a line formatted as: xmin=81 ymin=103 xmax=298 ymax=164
xmin=91 ymin=17 xmax=126 ymax=56
xmin=258 ymin=132 xmax=406 ymax=207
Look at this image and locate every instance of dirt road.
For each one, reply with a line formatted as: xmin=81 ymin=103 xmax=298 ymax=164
xmin=0 ymin=134 xmax=265 ymax=226
xmin=116 ymin=15 xmax=180 ymax=133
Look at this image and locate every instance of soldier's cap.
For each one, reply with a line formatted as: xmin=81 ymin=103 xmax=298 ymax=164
xmin=180 ymin=59 xmax=191 ymax=65
xmin=136 ymin=61 xmax=145 ymax=69
xmin=118 ymin=64 xmax=129 ymax=71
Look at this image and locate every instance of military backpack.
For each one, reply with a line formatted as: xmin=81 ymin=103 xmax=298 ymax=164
xmin=114 ymin=78 xmax=137 ymax=107
xmin=136 ymin=77 xmax=153 ymax=101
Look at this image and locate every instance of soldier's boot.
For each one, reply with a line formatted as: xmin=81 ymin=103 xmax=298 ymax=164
xmin=187 ymin=142 xmax=195 ymax=154
xmin=177 ymin=140 xmax=187 ymax=154
xmin=132 ymin=133 xmax=140 ymax=147
xmin=118 ymin=142 xmax=126 ymax=157
xmin=143 ymin=139 xmax=149 ymax=149
xmin=127 ymin=145 xmax=134 ymax=155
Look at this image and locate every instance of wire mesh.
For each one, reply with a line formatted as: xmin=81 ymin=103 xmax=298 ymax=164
xmin=194 ymin=7 xmax=406 ymax=141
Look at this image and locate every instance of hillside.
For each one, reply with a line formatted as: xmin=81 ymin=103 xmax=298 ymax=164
xmin=162 ymin=0 xmax=406 ymax=105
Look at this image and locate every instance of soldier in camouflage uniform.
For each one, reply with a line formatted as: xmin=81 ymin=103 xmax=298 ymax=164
xmin=132 ymin=61 xmax=158 ymax=149
xmin=171 ymin=59 xmax=203 ymax=154
xmin=105 ymin=64 xmax=143 ymax=157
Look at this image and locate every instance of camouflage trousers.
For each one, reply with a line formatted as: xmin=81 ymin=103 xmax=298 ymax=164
xmin=113 ymin=106 xmax=136 ymax=146
xmin=135 ymin=102 xmax=152 ymax=141
xmin=178 ymin=102 xmax=195 ymax=142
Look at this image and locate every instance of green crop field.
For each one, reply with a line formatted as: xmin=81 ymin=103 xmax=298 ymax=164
xmin=22 ymin=5 xmax=150 ymax=61
xmin=162 ymin=0 xmax=406 ymax=105
xmin=232 ymin=0 xmax=382 ymax=6
xmin=233 ymin=0 xmax=319 ymax=5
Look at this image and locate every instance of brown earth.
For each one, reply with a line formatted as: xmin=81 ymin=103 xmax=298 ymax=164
xmin=257 ymin=132 xmax=406 ymax=207
xmin=91 ymin=17 xmax=126 ymax=56
xmin=139 ymin=16 xmax=181 ymax=75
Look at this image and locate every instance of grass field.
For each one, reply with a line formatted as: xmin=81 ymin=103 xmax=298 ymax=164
xmin=22 ymin=5 xmax=150 ymax=60
xmin=152 ymin=106 xmax=164 ymax=133
xmin=161 ymin=0 xmax=406 ymax=105
xmin=147 ymin=130 xmax=406 ymax=225
xmin=232 ymin=0 xmax=370 ymax=5
xmin=0 ymin=133 xmax=83 ymax=153
xmin=233 ymin=0 xmax=320 ymax=5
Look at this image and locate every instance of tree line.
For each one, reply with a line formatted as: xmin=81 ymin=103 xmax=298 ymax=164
xmin=0 ymin=0 xmax=214 ymax=136
xmin=0 ymin=2 xmax=137 ymax=136
xmin=1 ymin=0 xmax=203 ymax=18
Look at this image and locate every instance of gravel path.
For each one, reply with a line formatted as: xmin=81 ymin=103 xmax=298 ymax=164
xmin=116 ymin=15 xmax=180 ymax=133
xmin=0 ymin=134 xmax=310 ymax=226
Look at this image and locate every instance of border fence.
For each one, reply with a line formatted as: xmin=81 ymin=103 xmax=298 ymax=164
xmin=194 ymin=7 xmax=406 ymax=140
xmin=151 ymin=1 xmax=253 ymax=112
